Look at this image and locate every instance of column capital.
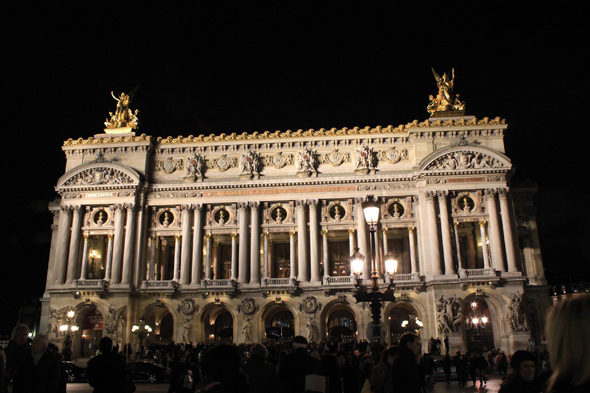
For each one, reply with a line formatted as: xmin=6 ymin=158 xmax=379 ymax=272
xmin=231 ymin=232 xmax=238 ymax=239
xmin=436 ymin=190 xmax=449 ymax=198
xmin=237 ymin=202 xmax=249 ymax=210
xmin=485 ymin=188 xmax=498 ymax=197
xmin=295 ymin=199 xmax=307 ymax=208
xmin=348 ymin=228 xmax=356 ymax=235
xmin=249 ymin=201 xmax=260 ymax=209
xmin=205 ymin=233 xmax=212 ymax=240
xmin=113 ymin=203 xmax=126 ymax=212
xmin=498 ymin=188 xmax=509 ymax=198
xmin=408 ymin=226 xmax=415 ymax=234
xmin=381 ymin=227 xmax=388 ymax=234
xmin=175 ymin=234 xmax=181 ymax=240
xmin=479 ymin=220 xmax=488 ymax=228
xmin=307 ymin=199 xmax=319 ymax=207
xmin=425 ymin=191 xmax=437 ymax=200
xmin=83 ymin=233 xmax=89 ymax=239
xmin=289 ymin=230 xmax=297 ymax=237
xmin=193 ymin=203 xmax=203 ymax=211
xmin=454 ymin=221 xmax=460 ymax=228
xmin=321 ymin=229 xmax=329 ymax=236
xmin=263 ymin=231 xmax=270 ymax=238
xmin=181 ymin=204 xmax=194 ymax=211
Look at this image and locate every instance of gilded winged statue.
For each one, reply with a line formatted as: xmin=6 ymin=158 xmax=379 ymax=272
xmin=105 ymin=86 xmax=139 ymax=129
xmin=428 ymin=68 xmax=466 ymax=114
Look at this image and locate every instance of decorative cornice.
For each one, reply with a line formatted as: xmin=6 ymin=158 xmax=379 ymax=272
xmin=64 ymin=134 xmax=151 ymax=146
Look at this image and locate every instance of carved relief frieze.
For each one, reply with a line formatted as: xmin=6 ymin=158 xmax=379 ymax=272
xmin=357 ymin=183 xmax=416 ymax=191
xmin=379 ymin=147 xmax=409 ymax=164
xmin=147 ymin=191 xmax=203 ymax=199
xmin=184 ymin=153 xmax=205 ymax=182
xmin=321 ymin=149 xmax=350 ymax=166
xmin=295 ymin=148 xmax=318 ymax=177
xmin=353 ymin=145 xmax=377 ymax=174
xmin=239 ymin=150 xmax=261 ymax=179
xmin=61 ymin=190 xmax=135 ymax=199
xmin=63 ymin=167 xmax=134 ymax=186
xmin=425 ymin=150 xmax=505 ymax=171
xmin=155 ymin=157 xmax=184 ymax=174
xmin=210 ymin=154 xmax=237 ymax=172
xmin=264 ymin=152 xmax=293 ymax=169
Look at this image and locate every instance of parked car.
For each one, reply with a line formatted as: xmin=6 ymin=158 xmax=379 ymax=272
xmin=61 ymin=361 xmax=86 ymax=382
xmin=126 ymin=361 xmax=169 ymax=383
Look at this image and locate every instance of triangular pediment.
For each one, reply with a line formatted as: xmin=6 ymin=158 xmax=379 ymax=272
xmin=56 ymin=162 xmax=141 ymax=190
xmin=419 ymin=145 xmax=511 ymax=174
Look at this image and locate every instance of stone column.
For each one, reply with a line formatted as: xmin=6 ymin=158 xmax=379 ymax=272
xmin=121 ymin=205 xmax=136 ymax=285
xmin=409 ymin=227 xmax=418 ymax=274
xmin=147 ymin=235 xmax=156 ymax=281
xmin=289 ymin=231 xmax=297 ymax=280
xmin=467 ymin=234 xmax=477 ymax=268
xmin=296 ymin=200 xmax=308 ymax=282
xmin=250 ymin=202 xmax=261 ymax=284
xmin=453 ymin=223 xmax=463 ymax=270
xmin=382 ymin=228 xmax=388 ymax=256
xmin=45 ymin=212 xmax=60 ymax=287
xmin=231 ymin=233 xmax=238 ymax=280
xmin=180 ymin=205 xmax=192 ymax=284
xmin=132 ymin=203 xmax=147 ymax=289
xmin=238 ymin=203 xmax=249 ymax=284
xmin=355 ymin=198 xmax=371 ymax=279
xmin=309 ymin=200 xmax=321 ymax=283
xmin=485 ymin=189 xmax=506 ymax=272
xmin=348 ymin=229 xmax=356 ymax=257
xmin=322 ymin=229 xmax=329 ymax=279
xmin=110 ymin=204 xmax=126 ymax=284
xmin=173 ymin=234 xmax=181 ymax=281
xmin=479 ymin=221 xmax=491 ymax=268
xmin=263 ymin=232 xmax=269 ymax=280
xmin=191 ymin=204 xmax=203 ymax=285
xmin=426 ymin=192 xmax=443 ymax=275
xmin=55 ymin=207 xmax=73 ymax=284
xmin=499 ymin=190 xmax=519 ymax=272
xmin=66 ymin=206 xmax=83 ymax=284
xmin=437 ymin=192 xmax=456 ymax=275
xmin=80 ymin=234 xmax=90 ymax=280
xmin=374 ymin=229 xmax=383 ymax=279
xmin=205 ymin=234 xmax=213 ymax=280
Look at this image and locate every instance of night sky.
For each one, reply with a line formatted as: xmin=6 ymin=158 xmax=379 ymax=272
xmin=1 ymin=2 xmax=588 ymax=336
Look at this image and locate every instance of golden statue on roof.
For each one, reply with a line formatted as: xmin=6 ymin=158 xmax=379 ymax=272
xmin=427 ymin=68 xmax=466 ymax=116
xmin=104 ymin=87 xmax=139 ymax=133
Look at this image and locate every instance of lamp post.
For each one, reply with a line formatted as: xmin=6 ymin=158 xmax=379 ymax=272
xmin=60 ymin=307 xmax=79 ymax=361
xmin=132 ymin=317 xmax=152 ymax=359
xmin=351 ymin=196 xmax=398 ymax=344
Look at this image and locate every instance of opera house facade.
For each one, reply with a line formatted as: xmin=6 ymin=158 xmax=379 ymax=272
xmin=40 ymin=75 xmax=550 ymax=357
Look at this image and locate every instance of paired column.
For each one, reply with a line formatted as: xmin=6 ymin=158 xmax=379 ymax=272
xmin=205 ymin=234 xmax=213 ymax=280
xmin=54 ymin=206 xmax=72 ymax=284
xmin=485 ymin=189 xmax=506 ymax=272
xmin=289 ymin=231 xmax=297 ymax=280
xmin=179 ymin=205 xmax=192 ymax=284
xmin=147 ymin=235 xmax=156 ymax=281
xmin=191 ymin=204 xmax=203 ymax=285
xmin=409 ymin=227 xmax=418 ymax=274
xmin=348 ymin=229 xmax=356 ymax=257
xmin=250 ymin=202 xmax=261 ymax=284
xmin=296 ymin=200 xmax=308 ymax=282
xmin=110 ymin=204 xmax=126 ymax=284
xmin=437 ymin=192 xmax=456 ymax=275
xmin=309 ymin=200 xmax=321 ymax=283
xmin=231 ymin=233 xmax=238 ymax=280
xmin=499 ymin=189 xmax=519 ymax=272
xmin=425 ymin=192 xmax=443 ymax=275
xmin=479 ymin=222 xmax=491 ymax=268
xmin=237 ymin=203 xmax=249 ymax=283
xmin=121 ymin=205 xmax=136 ymax=284
xmin=66 ymin=206 xmax=83 ymax=284
xmin=173 ymin=235 xmax=181 ymax=281
xmin=453 ymin=223 xmax=463 ymax=270
xmin=322 ymin=230 xmax=329 ymax=279
xmin=355 ymin=198 xmax=371 ymax=279
xmin=263 ymin=232 xmax=269 ymax=280
xmin=80 ymin=234 xmax=90 ymax=280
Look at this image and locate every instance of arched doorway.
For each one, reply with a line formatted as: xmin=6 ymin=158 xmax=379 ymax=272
xmin=388 ymin=304 xmax=422 ymax=345
xmin=266 ymin=310 xmax=294 ymax=341
xmin=463 ymin=297 xmax=494 ymax=354
xmin=74 ymin=306 xmax=103 ymax=358
xmin=327 ymin=309 xmax=356 ymax=340
xmin=144 ymin=307 xmax=175 ymax=345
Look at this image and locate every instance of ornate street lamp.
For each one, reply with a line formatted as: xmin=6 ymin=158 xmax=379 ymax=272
xmin=351 ymin=196 xmax=398 ymax=344
xmin=132 ymin=317 xmax=152 ymax=358
xmin=60 ymin=307 xmax=79 ymax=361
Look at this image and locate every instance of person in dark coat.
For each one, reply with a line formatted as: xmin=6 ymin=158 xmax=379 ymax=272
xmin=390 ymin=332 xmax=422 ymax=393
xmin=498 ymin=350 xmax=542 ymax=393
xmin=336 ymin=351 xmax=357 ymax=393
xmin=443 ymin=354 xmax=452 ymax=385
xmin=318 ymin=354 xmax=343 ymax=393
xmin=4 ymin=324 xmax=31 ymax=391
xmin=242 ymin=344 xmax=278 ymax=393
xmin=200 ymin=344 xmax=248 ymax=393
xmin=278 ymin=336 xmax=319 ymax=393
xmin=86 ymin=336 xmax=129 ymax=393
xmin=475 ymin=353 xmax=489 ymax=388
xmin=12 ymin=334 xmax=61 ymax=393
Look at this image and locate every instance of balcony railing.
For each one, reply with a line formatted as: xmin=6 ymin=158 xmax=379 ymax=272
xmin=201 ymin=279 xmax=237 ymax=289
xmin=73 ymin=279 xmax=107 ymax=290
xmin=262 ymin=277 xmax=294 ymax=286
xmin=458 ymin=268 xmax=497 ymax=279
xmin=141 ymin=280 xmax=178 ymax=292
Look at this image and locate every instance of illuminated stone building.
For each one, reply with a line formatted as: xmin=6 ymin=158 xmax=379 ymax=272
xmin=40 ymin=76 xmax=550 ymax=357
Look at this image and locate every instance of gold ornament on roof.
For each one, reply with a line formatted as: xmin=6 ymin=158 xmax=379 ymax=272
xmin=428 ymin=68 xmax=466 ymax=116
xmin=104 ymin=87 xmax=139 ymax=133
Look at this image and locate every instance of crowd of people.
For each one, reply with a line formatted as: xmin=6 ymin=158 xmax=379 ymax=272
xmin=1 ymin=295 xmax=589 ymax=393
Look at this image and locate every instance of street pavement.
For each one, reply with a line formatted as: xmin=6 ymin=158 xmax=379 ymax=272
xmin=431 ymin=373 xmax=503 ymax=393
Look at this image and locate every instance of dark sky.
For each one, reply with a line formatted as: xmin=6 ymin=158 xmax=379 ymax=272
xmin=1 ymin=1 xmax=588 ymax=335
